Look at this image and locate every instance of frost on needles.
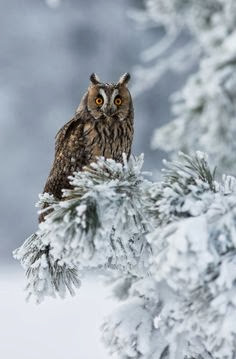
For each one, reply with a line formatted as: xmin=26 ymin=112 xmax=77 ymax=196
xmin=13 ymin=154 xmax=151 ymax=302
xmin=14 ymin=152 xmax=236 ymax=358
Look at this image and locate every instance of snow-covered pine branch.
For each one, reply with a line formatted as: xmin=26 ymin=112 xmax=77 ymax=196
xmin=101 ymin=152 xmax=236 ymax=359
xmin=13 ymin=154 xmax=151 ymax=303
xmin=14 ymin=152 xmax=236 ymax=358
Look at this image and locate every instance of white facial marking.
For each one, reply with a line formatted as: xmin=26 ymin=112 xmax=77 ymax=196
xmin=111 ymin=89 xmax=119 ymax=104
xmin=111 ymin=89 xmax=119 ymax=113
xmin=99 ymin=88 xmax=108 ymax=107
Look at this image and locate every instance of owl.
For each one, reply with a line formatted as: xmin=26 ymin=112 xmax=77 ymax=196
xmin=39 ymin=73 xmax=134 ymax=222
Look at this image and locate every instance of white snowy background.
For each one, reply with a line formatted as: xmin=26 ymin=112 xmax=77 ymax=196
xmin=0 ymin=268 xmax=116 ymax=359
xmin=1 ymin=0 xmax=192 ymax=358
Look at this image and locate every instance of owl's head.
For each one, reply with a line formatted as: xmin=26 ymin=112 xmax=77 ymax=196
xmin=84 ymin=73 xmax=133 ymax=121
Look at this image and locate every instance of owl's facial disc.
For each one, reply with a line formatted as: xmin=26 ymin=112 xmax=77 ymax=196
xmin=99 ymin=88 xmax=121 ymax=117
xmin=87 ymin=83 xmax=131 ymax=121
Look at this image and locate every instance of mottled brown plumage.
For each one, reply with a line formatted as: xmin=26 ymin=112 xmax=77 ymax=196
xmin=39 ymin=73 xmax=134 ymax=222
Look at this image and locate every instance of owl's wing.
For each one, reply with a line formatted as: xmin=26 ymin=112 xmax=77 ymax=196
xmin=54 ymin=115 xmax=82 ymax=154
xmin=40 ymin=115 xmax=85 ymax=222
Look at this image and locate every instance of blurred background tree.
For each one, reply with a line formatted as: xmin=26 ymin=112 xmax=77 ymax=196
xmin=131 ymin=0 xmax=236 ymax=176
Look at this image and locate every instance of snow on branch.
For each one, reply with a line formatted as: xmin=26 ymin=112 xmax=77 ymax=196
xmin=13 ymin=154 xmax=151 ymax=303
xmin=13 ymin=232 xmax=81 ymax=303
xmin=101 ymin=152 xmax=236 ymax=359
xmin=14 ymin=152 xmax=236 ymax=358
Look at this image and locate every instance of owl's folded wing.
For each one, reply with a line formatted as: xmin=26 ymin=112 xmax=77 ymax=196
xmin=54 ymin=115 xmax=83 ymax=155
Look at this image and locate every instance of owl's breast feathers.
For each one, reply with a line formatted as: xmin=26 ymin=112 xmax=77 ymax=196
xmin=85 ymin=115 xmax=133 ymax=162
xmin=42 ymin=111 xmax=133 ymax=205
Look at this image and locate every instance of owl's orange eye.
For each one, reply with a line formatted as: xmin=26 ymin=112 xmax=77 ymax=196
xmin=95 ymin=97 xmax=103 ymax=106
xmin=114 ymin=97 xmax=122 ymax=106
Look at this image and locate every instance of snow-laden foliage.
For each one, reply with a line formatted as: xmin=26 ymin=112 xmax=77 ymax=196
xmin=14 ymin=155 xmax=151 ymax=303
xmin=13 ymin=232 xmax=81 ymax=303
xmin=146 ymin=151 xmax=216 ymax=225
xmin=101 ymin=152 xmax=236 ymax=359
xmin=14 ymin=152 xmax=236 ymax=358
xmin=132 ymin=0 xmax=236 ymax=174
xmin=146 ymin=205 xmax=236 ymax=358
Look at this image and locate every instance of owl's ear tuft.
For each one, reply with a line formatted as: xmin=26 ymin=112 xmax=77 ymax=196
xmin=90 ymin=73 xmax=101 ymax=85
xmin=117 ymin=73 xmax=131 ymax=86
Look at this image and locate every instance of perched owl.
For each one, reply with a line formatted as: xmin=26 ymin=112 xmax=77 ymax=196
xmin=39 ymin=73 xmax=134 ymax=222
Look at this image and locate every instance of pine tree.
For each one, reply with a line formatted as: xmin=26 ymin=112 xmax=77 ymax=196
xmin=14 ymin=153 xmax=236 ymax=358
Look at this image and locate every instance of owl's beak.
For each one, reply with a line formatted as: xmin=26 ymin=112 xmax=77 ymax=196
xmin=104 ymin=107 xmax=113 ymax=116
